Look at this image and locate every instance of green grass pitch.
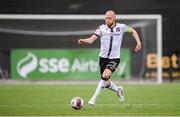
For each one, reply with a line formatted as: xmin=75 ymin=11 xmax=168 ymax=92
xmin=0 ymin=83 xmax=180 ymax=116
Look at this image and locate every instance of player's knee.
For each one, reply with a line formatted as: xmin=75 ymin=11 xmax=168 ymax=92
xmin=102 ymin=72 xmax=110 ymax=80
xmin=102 ymin=69 xmax=112 ymax=80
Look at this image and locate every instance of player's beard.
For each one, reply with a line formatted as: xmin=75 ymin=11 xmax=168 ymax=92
xmin=107 ymin=22 xmax=113 ymax=28
xmin=106 ymin=21 xmax=115 ymax=28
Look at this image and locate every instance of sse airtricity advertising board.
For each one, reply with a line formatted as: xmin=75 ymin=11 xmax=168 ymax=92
xmin=11 ymin=49 xmax=131 ymax=80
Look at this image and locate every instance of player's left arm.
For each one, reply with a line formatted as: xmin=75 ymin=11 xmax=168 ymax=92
xmin=126 ymin=27 xmax=142 ymax=52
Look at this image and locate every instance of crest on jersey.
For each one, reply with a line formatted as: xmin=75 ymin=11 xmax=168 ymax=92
xmin=116 ymin=27 xmax=120 ymax=32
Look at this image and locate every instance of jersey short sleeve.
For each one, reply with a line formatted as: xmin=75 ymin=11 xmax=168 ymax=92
xmin=121 ymin=24 xmax=132 ymax=33
xmin=121 ymin=24 xmax=128 ymax=33
xmin=94 ymin=25 xmax=102 ymax=37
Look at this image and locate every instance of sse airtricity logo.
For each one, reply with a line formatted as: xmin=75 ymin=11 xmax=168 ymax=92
xmin=17 ymin=52 xmax=38 ymax=78
xmin=12 ymin=49 xmax=130 ymax=80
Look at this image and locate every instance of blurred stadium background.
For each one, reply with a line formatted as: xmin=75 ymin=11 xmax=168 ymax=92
xmin=0 ymin=0 xmax=180 ymax=82
xmin=0 ymin=0 xmax=180 ymax=116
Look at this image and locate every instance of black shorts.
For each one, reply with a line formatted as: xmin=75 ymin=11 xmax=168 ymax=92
xmin=99 ymin=57 xmax=120 ymax=74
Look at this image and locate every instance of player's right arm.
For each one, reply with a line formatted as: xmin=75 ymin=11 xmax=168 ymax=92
xmin=78 ymin=34 xmax=98 ymax=45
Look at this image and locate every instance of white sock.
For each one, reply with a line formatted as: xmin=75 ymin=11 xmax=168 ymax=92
xmin=108 ymin=81 xmax=118 ymax=92
xmin=91 ymin=79 xmax=108 ymax=100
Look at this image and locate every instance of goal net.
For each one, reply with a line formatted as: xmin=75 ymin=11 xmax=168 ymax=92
xmin=0 ymin=15 xmax=162 ymax=83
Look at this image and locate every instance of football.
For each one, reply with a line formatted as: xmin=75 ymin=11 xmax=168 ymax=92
xmin=71 ymin=96 xmax=84 ymax=110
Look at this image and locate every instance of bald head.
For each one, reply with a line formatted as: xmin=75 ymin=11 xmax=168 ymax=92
xmin=105 ymin=10 xmax=116 ymax=19
xmin=105 ymin=10 xmax=116 ymax=28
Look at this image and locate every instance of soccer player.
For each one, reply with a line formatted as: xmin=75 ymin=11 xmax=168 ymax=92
xmin=78 ymin=10 xmax=142 ymax=106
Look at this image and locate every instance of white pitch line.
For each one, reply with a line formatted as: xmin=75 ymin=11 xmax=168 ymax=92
xmin=92 ymin=103 xmax=177 ymax=107
xmin=0 ymin=104 xmax=70 ymax=107
xmin=0 ymin=103 xmax=176 ymax=107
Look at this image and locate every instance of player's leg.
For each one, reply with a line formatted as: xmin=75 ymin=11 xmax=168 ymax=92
xmin=88 ymin=58 xmax=109 ymax=106
xmin=105 ymin=60 xmax=119 ymax=93
xmin=88 ymin=67 xmax=114 ymax=106
xmin=88 ymin=78 xmax=108 ymax=106
xmin=104 ymin=67 xmax=119 ymax=93
xmin=106 ymin=80 xmax=124 ymax=102
xmin=105 ymin=60 xmax=124 ymax=102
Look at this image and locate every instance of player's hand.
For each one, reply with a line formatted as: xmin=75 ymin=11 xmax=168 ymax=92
xmin=135 ymin=42 xmax=142 ymax=52
xmin=78 ymin=39 xmax=86 ymax=45
xmin=78 ymin=39 xmax=84 ymax=44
